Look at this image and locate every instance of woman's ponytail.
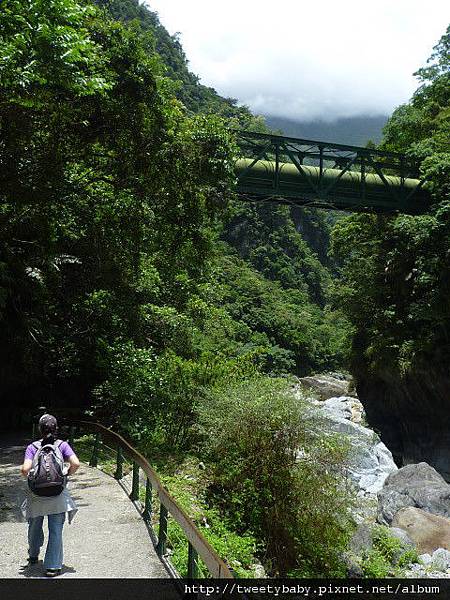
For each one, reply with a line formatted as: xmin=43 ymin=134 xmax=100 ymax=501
xmin=42 ymin=431 xmax=55 ymax=444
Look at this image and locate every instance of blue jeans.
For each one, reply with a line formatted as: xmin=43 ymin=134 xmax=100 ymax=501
xmin=28 ymin=512 xmax=66 ymax=569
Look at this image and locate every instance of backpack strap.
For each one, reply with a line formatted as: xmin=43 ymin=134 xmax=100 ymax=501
xmin=32 ymin=441 xmax=41 ymax=450
xmin=39 ymin=439 xmax=62 ymax=448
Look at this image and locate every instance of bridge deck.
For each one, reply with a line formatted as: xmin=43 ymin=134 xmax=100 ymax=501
xmin=0 ymin=434 xmax=168 ymax=578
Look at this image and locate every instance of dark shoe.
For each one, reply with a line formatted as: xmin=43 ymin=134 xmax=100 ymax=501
xmin=28 ymin=557 xmax=39 ymax=564
xmin=45 ymin=568 xmax=61 ymax=577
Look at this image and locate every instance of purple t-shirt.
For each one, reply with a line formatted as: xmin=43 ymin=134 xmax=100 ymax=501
xmin=25 ymin=440 xmax=75 ymax=462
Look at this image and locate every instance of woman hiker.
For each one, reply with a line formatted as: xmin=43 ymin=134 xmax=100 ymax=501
xmin=20 ymin=414 xmax=80 ymax=577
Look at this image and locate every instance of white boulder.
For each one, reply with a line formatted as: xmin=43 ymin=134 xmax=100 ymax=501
xmin=317 ymin=396 xmax=398 ymax=498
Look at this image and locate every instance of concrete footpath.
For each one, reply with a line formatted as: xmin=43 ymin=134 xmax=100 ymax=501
xmin=0 ymin=434 xmax=168 ymax=578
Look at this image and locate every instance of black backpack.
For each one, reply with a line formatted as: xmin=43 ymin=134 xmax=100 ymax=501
xmin=27 ymin=440 xmax=66 ymax=497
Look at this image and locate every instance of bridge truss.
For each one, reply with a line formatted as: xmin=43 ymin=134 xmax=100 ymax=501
xmin=234 ymin=130 xmax=430 ymax=214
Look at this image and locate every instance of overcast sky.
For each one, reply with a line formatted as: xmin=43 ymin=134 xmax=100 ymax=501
xmin=146 ymin=0 xmax=449 ymax=122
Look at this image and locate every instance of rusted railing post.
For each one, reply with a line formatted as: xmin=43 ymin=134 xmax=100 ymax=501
xmin=188 ymin=542 xmax=199 ymax=579
xmin=70 ymin=420 xmax=234 ymax=578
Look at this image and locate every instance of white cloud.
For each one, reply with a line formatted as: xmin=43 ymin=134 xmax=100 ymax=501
xmin=146 ymin=0 xmax=449 ymax=121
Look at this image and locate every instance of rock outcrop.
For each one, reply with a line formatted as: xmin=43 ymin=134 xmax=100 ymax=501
xmin=298 ymin=373 xmax=354 ymax=401
xmin=296 ymin=372 xmax=450 ymax=579
xmin=377 ymin=463 xmax=450 ymax=525
xmin=421 ymin=548 xmax=450 ymax=572
xmin=392 ymin=507 xmax=450 ymax=554
xmin=389 ymin=527 xmax=415 ymax=548
xmin=356 ymin=371 xmax=450 ymax=481
xmin=316 ymin=396 xmax=397 ymax=498
xmin=404 ymin=546 xmax=450 ymax=578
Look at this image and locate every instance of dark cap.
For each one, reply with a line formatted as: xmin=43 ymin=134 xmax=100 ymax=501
xmin=38 ymin=413 xmax=58 ymax=434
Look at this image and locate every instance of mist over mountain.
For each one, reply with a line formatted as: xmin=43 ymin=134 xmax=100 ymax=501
xmin=264 ymin=115 xmax=388 ymax=146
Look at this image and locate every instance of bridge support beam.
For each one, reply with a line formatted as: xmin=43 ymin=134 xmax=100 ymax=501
xmin=234 ymin=130 xmax=430 ymax=215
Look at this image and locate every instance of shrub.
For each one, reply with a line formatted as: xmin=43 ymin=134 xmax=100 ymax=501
xmin=92 ymin=341 xmax=260 ymax=451
xmin=150 ymin=458 xmax=258 ymax=578
xmin=361 ymin=525 xmax=420 ymax=577
xmin=197 ymin=376 xmax=355 ymax=576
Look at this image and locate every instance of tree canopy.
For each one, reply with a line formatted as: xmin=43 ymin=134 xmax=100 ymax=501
xmin=332 ymin=26 xmax=450 ymax=379
xmin=0 ymin=0 xmax=348 ymax=429
xmin=0 ymin=0 xmax=235 ymax=414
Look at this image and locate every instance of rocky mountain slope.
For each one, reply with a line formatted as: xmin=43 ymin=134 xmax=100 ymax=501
xmin=298 ymin=373 xmax=450 ymax=578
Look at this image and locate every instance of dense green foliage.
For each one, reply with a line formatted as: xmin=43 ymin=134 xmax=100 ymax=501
xmin=94 ymin=0 xmax=263 ymax=125
xmin=224 ymin=203 xmax=332 ymax=304
xmin=157 ymin=459 xmax=259 ymax=578
xmin=213 ymin=250 xmax=349 ymax=374
xmin=197 ymin=378 xmax=354 ymax=576
xmin=0 ymin=0 xmax=235 ymax=413
xmin=332 ymin=26 xmax=450 ymax=379
xmin=97 ymin=0 xmax=350 ymax=372
xmin=0 ymin=0 xmax=365 ymax=579
xmin=0 ymin=0 xmax=348 ymax=422
xmin=360 ymin=526 xmax=419 ymax=578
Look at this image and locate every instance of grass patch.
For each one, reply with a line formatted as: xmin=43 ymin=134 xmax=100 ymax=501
xmin=361 ymin=525 xmax=420 ymax=578
xmin=154 ymin=457 xmax=259 ymax=577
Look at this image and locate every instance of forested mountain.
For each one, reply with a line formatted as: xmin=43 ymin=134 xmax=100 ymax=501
xmin=92 ymin=0 xmax=351 ymax=374
xmin=331 ymin=27 xmax=450 ymax=474
xmin=3 ymin=0 xmax=446 ymax=579
xmin=95 ymin=0 xmax=266 ymax=124
xmin=0 ymin=0 xmax=347 ymax=425
xmin=265 ymin=115 xmax=388 ymax=146
xmin=0 ymin=0 xmax=353 ymax=577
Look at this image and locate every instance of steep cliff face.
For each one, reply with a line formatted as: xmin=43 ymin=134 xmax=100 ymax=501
xmin=356 ymin=371 xmax=450 ymax=481
xmin=332 ymin=28 xmax=450 ymax=483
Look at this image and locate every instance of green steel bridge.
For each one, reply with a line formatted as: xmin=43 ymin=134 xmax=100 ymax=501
xmin=234 ymin=130 xmax=431 ymax=215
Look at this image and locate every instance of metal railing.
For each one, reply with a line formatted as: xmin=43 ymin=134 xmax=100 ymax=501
xmin=60 ymin=420 xmax=234 ymax=579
